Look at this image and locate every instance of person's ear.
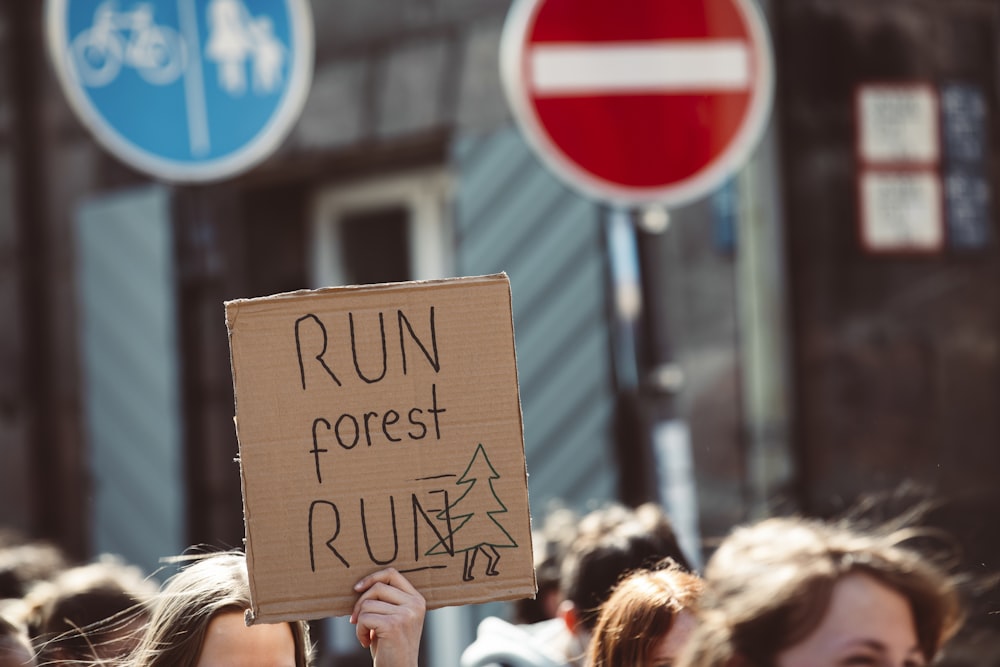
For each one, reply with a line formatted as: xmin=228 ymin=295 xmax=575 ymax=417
xmin=557 ymin=599 xmax=578 ymax=634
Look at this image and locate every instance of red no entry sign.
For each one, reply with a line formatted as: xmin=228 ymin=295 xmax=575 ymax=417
xmin=500 ymin=0 xmax=774 ymax=207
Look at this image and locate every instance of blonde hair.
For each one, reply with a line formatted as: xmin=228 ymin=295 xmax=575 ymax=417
xmin=588 ymin=560 xmax=703 ymax=667
xmin=679 ymin=517 xmax=962 ymax=667
xmin=123 ymin=552 xmax=312 ymax=667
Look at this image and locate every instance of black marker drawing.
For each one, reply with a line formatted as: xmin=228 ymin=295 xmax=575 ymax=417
xmin=426 ymin=443 xmax=518 ymax=581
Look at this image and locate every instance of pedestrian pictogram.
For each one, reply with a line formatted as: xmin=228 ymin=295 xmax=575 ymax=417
xmin=500 ymin=0 xmax=774 ymax=207
xmin=47 ymin=0 xmax=313 ymax=182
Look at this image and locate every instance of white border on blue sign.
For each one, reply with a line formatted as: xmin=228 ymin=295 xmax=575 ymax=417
xmin=45 ymin=0 xmax=314 ymax=183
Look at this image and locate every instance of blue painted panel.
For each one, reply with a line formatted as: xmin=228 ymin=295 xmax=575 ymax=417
xmin=940 ymin=83 xmax=993 ymax=250
xmin=75 ymin=186 xmax=184 ymax=575
xmin=453 ymin=127 xmax=617 ymax=515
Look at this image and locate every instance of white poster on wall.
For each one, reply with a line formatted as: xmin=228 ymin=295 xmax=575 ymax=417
xmin=857 ymin=84 xmax=939 ymax=165
xmin=859 ymin=171 xmax=943 ymax=252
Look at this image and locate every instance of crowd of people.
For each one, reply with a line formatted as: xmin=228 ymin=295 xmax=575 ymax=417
xmin=463 ymin=502 xmax=964 ymax=667
xmin=0 ymin=533 xmax=425 ymax=667
xmin=0 ymin=500 xmax=966 ymax=667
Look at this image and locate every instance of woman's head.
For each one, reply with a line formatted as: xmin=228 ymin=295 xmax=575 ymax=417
xmin=589 ymin=560 xmax=703 ymax=667
xmin=125 ymin=552 xmax=311 ymax=667
xmin=679 ymin=517 xmax=962 ymax=667
xmin=25 ymin=554 xmax=157 ymax=664
xmin=0 ymin=607 xmax=35 ymax=667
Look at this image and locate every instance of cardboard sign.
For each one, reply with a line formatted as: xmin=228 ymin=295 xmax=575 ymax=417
xmin=225 ymin=274 xmax=536 ymax=623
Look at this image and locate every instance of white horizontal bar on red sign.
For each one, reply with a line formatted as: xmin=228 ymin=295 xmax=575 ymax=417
xmin=530 ymin=40 xmax=750 ymax=96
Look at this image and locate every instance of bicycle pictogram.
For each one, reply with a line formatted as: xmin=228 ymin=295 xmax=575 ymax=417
xmin=71 ymin=1 xmax=186 ymax=87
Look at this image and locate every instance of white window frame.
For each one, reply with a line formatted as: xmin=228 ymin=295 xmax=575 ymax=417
xmin=310 ymin=168 xmax=454 ymax=288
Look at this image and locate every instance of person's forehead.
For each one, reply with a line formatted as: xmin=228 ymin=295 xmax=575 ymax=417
xmin=650 ymin=609 xmax=698 ymax=663
xmin=0 ymin=637 xmax=35 ymax=667
xmin=775 ymin=572 xmax=922 ymax=667
xmin=196 ymin=611 xmax=297 ymax=667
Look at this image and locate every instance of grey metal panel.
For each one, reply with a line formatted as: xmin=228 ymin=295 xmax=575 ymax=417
xmin=454 ymin=130 xmax=536 ymax=234
xmin=453 ymin=127 xmax=618 ymax=515
xmin=461 ymin=169 xmax=568 ymax=270
xmin=76 ymin=186 xmax=183 ymax=576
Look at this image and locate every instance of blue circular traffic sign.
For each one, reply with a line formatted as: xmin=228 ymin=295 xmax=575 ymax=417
xmin=46 ymin=0 xmax=313 ymax=182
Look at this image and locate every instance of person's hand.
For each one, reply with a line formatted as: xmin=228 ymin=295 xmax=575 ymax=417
xmin=350 ymin=567 xmax=426 ymax=667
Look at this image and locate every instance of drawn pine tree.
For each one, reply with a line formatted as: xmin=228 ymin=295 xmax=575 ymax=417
xmin=427 ymin=443 xmax=517 ymax=581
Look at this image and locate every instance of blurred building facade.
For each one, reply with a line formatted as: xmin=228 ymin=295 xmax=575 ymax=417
xmin=0 ymin=0 xmax=997 ymax=661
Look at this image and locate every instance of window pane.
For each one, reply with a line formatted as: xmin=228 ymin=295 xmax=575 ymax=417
xmin=339 ymin=206 xmax=411 ymax=284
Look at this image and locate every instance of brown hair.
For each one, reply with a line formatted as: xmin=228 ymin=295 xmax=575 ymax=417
xmin=122 ymin=552 xmax=312 ymax=667
xmin=25 ymin=554 xmax=157 ymax=664
xmin=561 ymin=502 xmax=693 ymax=631
xmin=588 ymin=561 xmax=703 ymax=667
xmin=678 ymin=517 xmax=963 ymax=667
xmin=0 ymin=541 xmax=68 ymax=600
xmin=0 ymin=605 xmax=35 ymax=667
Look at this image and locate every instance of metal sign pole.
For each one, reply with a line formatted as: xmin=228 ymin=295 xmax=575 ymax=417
xmin=605 ymin=204 xmax=702 ymax=569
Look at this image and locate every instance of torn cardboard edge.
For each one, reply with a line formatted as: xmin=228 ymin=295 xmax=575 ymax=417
xmin=226 ymin=273 xmax=536 ymax=623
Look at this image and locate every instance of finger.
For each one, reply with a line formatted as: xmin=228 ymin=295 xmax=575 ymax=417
xmin=356 ymin=620 xmax=374 ymax=648
xmin=353 ymin=599 xmax=422 ymax=648
xmin=351 ymin=569 xmax=424 ymax=625
xmin=350 ymin=582 xmax=407 ymax=623
xmin=354 ymin=598 xmax=403 ymax=619
xmin=353 ymin=598 xmax=415 ymax=646
xmin=354 ymin=567 xmax=419 ymax=596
